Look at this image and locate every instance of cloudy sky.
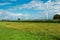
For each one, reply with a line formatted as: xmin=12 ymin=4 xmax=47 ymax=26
xmin=0 ymin=0 xmax=60 ymax=20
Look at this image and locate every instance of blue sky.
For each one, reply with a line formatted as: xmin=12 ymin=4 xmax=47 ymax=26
xmin=0 ymin=0 xmax=60 ymax=20
xmin=0 ymin=0 xmax=48 ymax=9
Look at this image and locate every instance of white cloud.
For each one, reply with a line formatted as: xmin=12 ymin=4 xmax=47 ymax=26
xmin=56 ymin=13 xmax=60 ymax=15
xmin=0 ymin=9 xmax=31 ymax=20
xmin=54 ymin=0 xmax=60 ymax=2
xmin=8 ymin=0 xmax=46 ymax=10
xmin=0 ymin=3 xmax=12 ymax=6
xmin=5 ymin=0 xmax=60 ymax=19
xmin=0 ymin=10 xmax=24 ymax=20
xmin=2 ymin=0 xmax=17 ymax=1
xmin=8 ymin=0 xmax=60 ymax=12
xmin=8 ymin=0 xmax=59 ymax=11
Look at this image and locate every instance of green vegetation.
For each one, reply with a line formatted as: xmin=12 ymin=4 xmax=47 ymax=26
xmin=0 ymin=19 xmax=60 ymax=23
xmin=0 ymin=22 xmax=60 ymax=40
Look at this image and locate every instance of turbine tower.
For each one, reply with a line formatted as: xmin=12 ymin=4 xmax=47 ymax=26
xmin=46 ymin=0 xmax=52 ymax=20
xmin=25 ymin=11 xmax=29 ymax=20
xmin=26 ymin=14 xmax=29 ymax=20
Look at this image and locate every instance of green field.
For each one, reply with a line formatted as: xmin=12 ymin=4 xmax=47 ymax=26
xmin=0 ymin=22 xmax=60 ymax=40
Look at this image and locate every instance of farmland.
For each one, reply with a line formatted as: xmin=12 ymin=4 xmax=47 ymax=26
xmin=0 ymin=22 xmax=60 ymax=40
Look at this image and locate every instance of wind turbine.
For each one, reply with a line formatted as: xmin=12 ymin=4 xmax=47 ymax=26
xmin=26 ymin=14 xmax=29 ymax=20
xmin=25 ymin=11 xmax=29 ymax=20
xmin=46 ymin=0 xmax=52 ymax=20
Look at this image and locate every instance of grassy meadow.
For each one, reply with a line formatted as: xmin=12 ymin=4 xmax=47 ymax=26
xmin=0 ymin=22 xmax=60 ymax=40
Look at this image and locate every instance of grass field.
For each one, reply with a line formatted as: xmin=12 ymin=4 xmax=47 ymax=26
xmin=0 ymin=22 xmax=60 ymax=40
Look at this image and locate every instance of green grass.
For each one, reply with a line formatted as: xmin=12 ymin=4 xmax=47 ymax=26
xmin=0 ymin=22 xmax=60 ymax=40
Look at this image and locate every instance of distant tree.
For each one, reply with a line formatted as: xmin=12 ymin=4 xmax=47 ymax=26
xmin=53 ymin=14 xmax=60 ymax=19
xmin=18 ymin=18 xmax=20 ymax=20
